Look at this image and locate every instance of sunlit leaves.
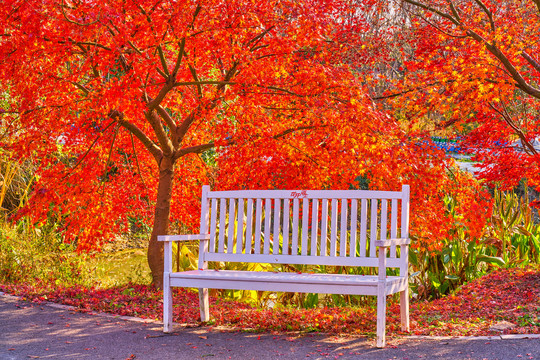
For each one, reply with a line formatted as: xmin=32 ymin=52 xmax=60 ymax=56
xmin=2 ymin=266 xmax=539 ymax=336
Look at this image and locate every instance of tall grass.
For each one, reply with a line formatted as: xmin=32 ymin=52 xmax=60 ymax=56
xmin=0 ymin=152 xmax=87 ymax=286
xmin=0 ymin=218 xmax=151 ymax=288
xmin=0 ymin=151 xmax=34 ymax=216
xmin=0 ymin=218 xmax=88 ymax=286
xmin=0 ymin=152 xmax=151 ymax=288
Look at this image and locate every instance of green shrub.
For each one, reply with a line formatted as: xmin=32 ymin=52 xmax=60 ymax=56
xmin=0 ymin=218 xmax=89 ymax=286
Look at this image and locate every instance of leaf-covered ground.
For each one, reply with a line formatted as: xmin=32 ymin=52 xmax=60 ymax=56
xmin=1 ymin=267 xmax=539 ymax=339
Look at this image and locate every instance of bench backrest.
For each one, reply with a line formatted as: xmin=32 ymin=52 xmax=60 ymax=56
xmin=196 ymin=185 xmax=410 ymax=270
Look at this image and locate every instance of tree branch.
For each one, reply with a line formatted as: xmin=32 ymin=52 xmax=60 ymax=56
xmin=247 ymin=26 xmax=275 ymax=51
xmin=172 ymin=37 xmax=186 ymax=76
xmin=173 ymin=125 xmax=324 ymax=160
xmin=157 ymin=45 xmax=170 ymax=76
xmin=405 ymin=0 xmax=540 ymax=100
xmin=61 ymin=121 xmax=116 ymax=180
xmin=109 ymin=110 xmax=162 ymax=160
xmin=532 ymin=0 xmax=540 ymax=14
xmin=482 ymin=42 xmax=540 ymax=99
xmin=98 ymin=124 xmax=120 ymax=194
xmin=174 ymin=142 xmax=216 ymax=158
xmin=402 ymin=0 xmax=460 ymax=25
xmin=415 ymin=12 xmax=467 ymax=38
xmin=146 ymin=80 xmax=174 ymax=111
xmin=175 ymin=105 xmax=201 ymax=142
xmin=173 ymin=80 xmax=234 ymax=87
xmin=145 ymin=109 xmax=174 ymax=155
xmin=188 ymin=64 xmax=203 ymax=97
xmin=522 ymin=51 xmax=540 ymax=73
xmin=217 ymin=61 xmax=239 ymax=92
xmin=127 ymin=40 xmax=144 ymax=56
xmin=71 ymin=40 xmax=111 ymax=51
xmin=156 ymin=105 xmax=178 ymax=147
xmin=472 ymin=0 xmax=495 ymax=32
xmin=264 ymin=86 xmax=306 ymax=97
xmin=488 ymin=102 xmax=538 ymax=156
xmin=272 ymin=125 xmax=323 ymax=140
xmin=61 ymin=0 xmax=100 ymax=26
xmin=190 ymin=4 xmax=202 ymax=29
xmin=155 ymin=66 xmax=168 ymax=79
xmin=130 ymin=133 xmax=148 ymax=190
xmin=371 ymin=79 xmax=460 ymax=100
xmin=447 ymin=0 xmax=463 ymax=24
xmin=70 ymin=81 xmax=90 ymax=96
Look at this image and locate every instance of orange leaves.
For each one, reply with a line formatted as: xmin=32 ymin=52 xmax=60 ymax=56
xmin=0 ymin=0 xmax=497 ymax=260
xmin=0 ymin=0 xmax=372 ymax=253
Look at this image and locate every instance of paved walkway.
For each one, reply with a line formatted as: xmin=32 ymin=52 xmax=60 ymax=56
xmin=1 ymin=293 xmax=540 ymax=360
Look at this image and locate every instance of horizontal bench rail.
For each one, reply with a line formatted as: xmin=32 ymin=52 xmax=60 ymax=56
xmin=202 ymin=252 xmax=405 ymax=268
xmin=207 ymin=189 xmax=407 ymax=200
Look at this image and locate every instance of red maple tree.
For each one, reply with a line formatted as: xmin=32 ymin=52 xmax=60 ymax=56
xmin=0 ymin=0 xmax=492 ymax=286
xmin=372 ymin=0 xmax=540 ymax=191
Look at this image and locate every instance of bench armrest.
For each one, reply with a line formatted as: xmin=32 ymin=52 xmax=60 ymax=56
xmin=161 ymin=234 xmax=210 ymax=273
xmin=158 ymin=234 xmax=210 ymax=242
xmin=374 ymin=238 xmax=410 ymax=247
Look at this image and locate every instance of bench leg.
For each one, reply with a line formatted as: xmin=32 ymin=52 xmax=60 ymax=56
xmin=376 ymin=285 xmax=386 ymax=348
xmin=199 ymin=288 xmax=209 ymax=322
xmin=163 ymin=272 xmax=173 ymax=333
xmin=400 ymin=288 xmax=410 ymax=332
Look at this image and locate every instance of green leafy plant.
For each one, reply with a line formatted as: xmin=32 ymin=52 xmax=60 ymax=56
xmin=409 ymin=193 xmax=504 ymax=299
xmin=485 ymin=186 xmax=540 ymax=266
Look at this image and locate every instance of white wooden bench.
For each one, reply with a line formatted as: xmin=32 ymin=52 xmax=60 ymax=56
xmin=159 ymin=185 xmax=411 ymax=347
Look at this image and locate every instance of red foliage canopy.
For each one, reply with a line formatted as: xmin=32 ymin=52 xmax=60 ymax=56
xmin=377 ymin=0 xmax=540 ymax=190
xmin=0 ymin=0 xmax=492 ymax=281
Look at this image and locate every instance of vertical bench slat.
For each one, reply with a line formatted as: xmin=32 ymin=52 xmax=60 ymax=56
xmin=400 ymin=185 xmax=411 ymax=331
xmin=360 ymin=199 xmax=367 ymax=257
xmin=282 ymin=199 xmax=290 ymax=255
xmin=310 ymin=199 xmax=319 ymax=256
xmin=370 ymin=199 xmax=378 ymax=257
xmin=350 ymin=199 xmax=358 ymax=257
xmin=198 ymin=186 xmax=211 ymax=321
xmin=200 ymin=185 xmax=210 ymax=236
xmin=227 ymin=198 xmax=236 ymax=253
xmin=330 ymin=199 xmax=338 ymax=257
xmin=264 ymin=199 xmax=272 ymax=255
xmin=291 ymin=198 xmax=300 ymax=255
xmin=198 ymin=186 xmax=210 ymax=266
xmin=390 ymin=199 xmax=398 ymax=258
xmin=218 ymin=199 xmax=227 ymax=253
xmin=209 ymin=198 xmax=218 ymax=253
xmin=245 ymin=199 xmax=254 ymax=254
xmin=236 ymin=198 xmax=244 ymax=254
xmin=301 ymin=198 xmax=309 ymax=256
xmin=340 ymin=198 xmax=348 ymax=257
xmin=381 ymin=199 xmax=388 ymax=245
xmin=254 ymin=199 xmax=263 ymax=254
xmin=400 ymin=185 xmax=410 ymax=273
xmin=320 ymin=199 xmax=328 ymax=256
xmin=273 ymin=199 xmax=281 ymax=255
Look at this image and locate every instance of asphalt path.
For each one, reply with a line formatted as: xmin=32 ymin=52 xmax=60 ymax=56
xmin=1 ymin=293 xmax=540 ymax=360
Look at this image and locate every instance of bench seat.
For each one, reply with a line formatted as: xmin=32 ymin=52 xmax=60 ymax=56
xmin=170 ymin=270 xmax=408 ymax=295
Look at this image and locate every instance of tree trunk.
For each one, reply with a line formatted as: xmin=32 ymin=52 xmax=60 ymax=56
xmin=148 ymin=155 xmax=175 ymax=288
